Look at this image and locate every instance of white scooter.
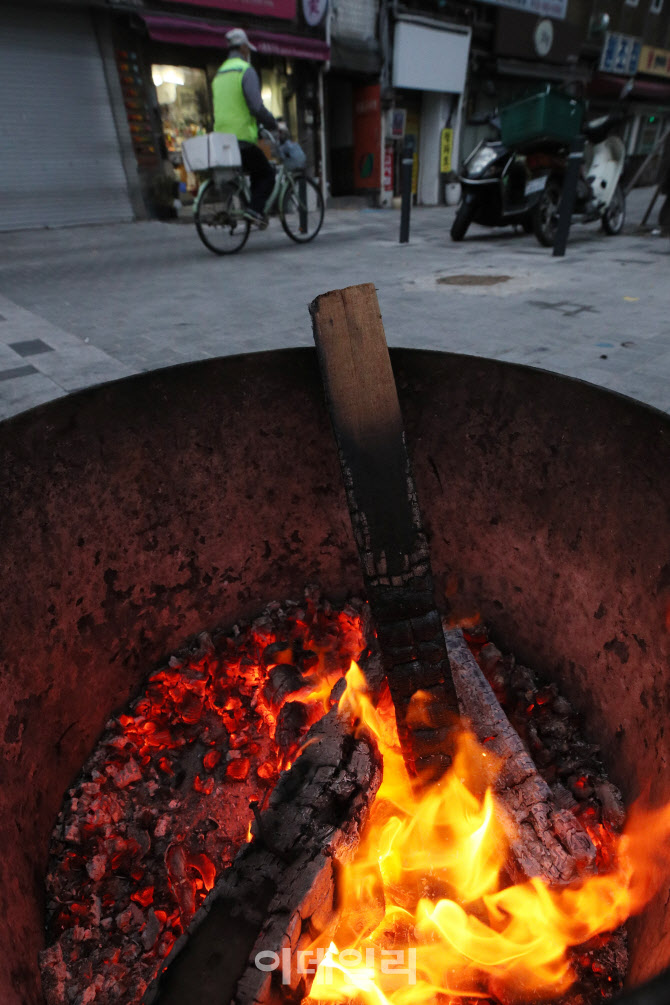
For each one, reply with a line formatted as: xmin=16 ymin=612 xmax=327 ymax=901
xmin=532 ymin=113 xmax=627 ymax=246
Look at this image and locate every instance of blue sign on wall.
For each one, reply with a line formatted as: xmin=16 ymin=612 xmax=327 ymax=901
xmin=600 ymin=32 xmax=642 ymax=75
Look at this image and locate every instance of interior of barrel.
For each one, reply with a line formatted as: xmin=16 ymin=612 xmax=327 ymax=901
xmin=1 ymin=347 xmax=670 ymax=1004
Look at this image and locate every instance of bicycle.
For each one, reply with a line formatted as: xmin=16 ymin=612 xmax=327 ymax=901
xmin=193 ymin=129 xmax=325 ymax=255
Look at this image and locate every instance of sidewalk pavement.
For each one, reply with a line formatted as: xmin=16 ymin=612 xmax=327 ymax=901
xmin=0 ymin=186 xmax=667 ymax=421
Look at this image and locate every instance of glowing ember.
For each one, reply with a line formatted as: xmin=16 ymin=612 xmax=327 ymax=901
xmin=40 ymin=589 xmax=366 ymax=1005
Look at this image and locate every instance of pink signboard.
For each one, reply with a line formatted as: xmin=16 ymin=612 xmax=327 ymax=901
xmin=162 ymin=0 xmax=296 ymax=19
xmin=143 ymin=14 xmax=329 ymax=60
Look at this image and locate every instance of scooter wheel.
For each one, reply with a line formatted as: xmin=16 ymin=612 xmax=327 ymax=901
xmin=532 ymin=179 xmax=562 ymax=247
xmin=602 ymin=183 xmax=626 ymax=235
xmin=450 ymin=199 xmax=476 ymax=241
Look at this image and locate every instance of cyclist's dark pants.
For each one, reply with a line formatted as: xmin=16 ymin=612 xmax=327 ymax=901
xmin=239 ymin=141 xmax=275 ymax=215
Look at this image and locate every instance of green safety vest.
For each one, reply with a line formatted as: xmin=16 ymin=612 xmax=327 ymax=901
xmin=212 ymin=57 xmax=258 ymax=143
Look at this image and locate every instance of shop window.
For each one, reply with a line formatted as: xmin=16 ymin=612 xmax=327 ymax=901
xmin=259 ymin=67 xmax=285 ymax=120
xmin=636 ymin=114 xmax=663 ymax=155
xmin=152 ymin=65 xmax=210 ymax=155
xmin=623 ymin=116 xmax=638 ymax=155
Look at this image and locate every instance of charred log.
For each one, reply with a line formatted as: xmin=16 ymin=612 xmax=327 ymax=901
xmin=445 ymin=626 xmax=596 ymax=884
xmin=146 ymin=703 xmax=382 ymax=1005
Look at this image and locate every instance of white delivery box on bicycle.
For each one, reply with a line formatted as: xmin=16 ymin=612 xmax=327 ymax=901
xmin=192 ymin=125 xmax=324 ymax=255
xmin=182 ymin=133 xmax=242 ymax=177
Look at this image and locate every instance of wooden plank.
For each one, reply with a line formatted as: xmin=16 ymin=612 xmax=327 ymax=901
xmin=310 ymin=283 xmax=417 ymax=568
xmin=309 ymin=284 xmax=459 ymax=779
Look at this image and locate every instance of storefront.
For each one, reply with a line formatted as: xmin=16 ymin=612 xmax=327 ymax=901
xmin=387 ymin=15 xmax=471 ymax=206
xmin=328 ymin=75 xmax=385 ymax=198
xmin=152 ymin=64 xmax=211 ymax=158
xmin=587 ymin=38 xmax=670 ymax=187
xmin=589 ymin=73 xmax=670 ymax=187
xmin=326 ymin=0 xmax=382 ymax=201
xmin=461 ymin=8 xmax=586 ymax=169
xmin=113 ymin=5 xmax=330 ymax=214
xmin=1 ymin=3 xmax=135 ymax=232
xmin=629 ymin=46 xmax=670 ymax=186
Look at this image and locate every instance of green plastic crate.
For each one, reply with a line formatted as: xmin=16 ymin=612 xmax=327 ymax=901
xmin=499 ymin=88 xmax=584 ymax=147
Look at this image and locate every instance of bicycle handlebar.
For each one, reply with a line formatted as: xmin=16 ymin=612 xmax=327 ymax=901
xmin=259 ymin=125 xmax=294 ymax=168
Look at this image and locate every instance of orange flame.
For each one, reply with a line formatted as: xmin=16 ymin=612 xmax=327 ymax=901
xmin=306 ymin=662 xmax=670 ymax=1005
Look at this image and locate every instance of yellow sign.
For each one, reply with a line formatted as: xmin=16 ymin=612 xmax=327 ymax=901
xmin=412 ymin=153 xmax=419 ymax=195
xmin=640 ymin=45 xmax=670 ymax=78
xmin=440 ymin=128 xmax=454 ymax=174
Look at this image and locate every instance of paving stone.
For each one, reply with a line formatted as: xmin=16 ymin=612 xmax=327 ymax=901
xmin=28 ymin=346 xmax=136 ymax=390
xmin=8 ymin=338 xmax=54 ymax=357
xmin=0 ymin=364 xmax=38 ymax=382
xmin=0 ymin=372 xmax=65 ymax=420
xmin=0 ymin=187 xmax=667 ymax=420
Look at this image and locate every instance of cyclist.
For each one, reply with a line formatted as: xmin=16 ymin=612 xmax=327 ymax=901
xmin=212 ymin=28 xmax=279 ymax=227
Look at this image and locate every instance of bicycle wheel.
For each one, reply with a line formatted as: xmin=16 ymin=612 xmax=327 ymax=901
xmin=194 ymin=179 xmax=250 ymax=255
xmin=280 ymin=175 xmax=324 ymax=243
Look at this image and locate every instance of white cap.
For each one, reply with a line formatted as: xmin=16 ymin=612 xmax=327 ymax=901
xmin=225 ymin=28 xmax=257 ymax=51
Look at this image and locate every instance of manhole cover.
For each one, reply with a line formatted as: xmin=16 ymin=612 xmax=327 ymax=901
xmin=437 ymin=274 xmax=511 ymax=286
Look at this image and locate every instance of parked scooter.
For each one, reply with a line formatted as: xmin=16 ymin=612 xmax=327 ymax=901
xmin=531 ymin=112 xmax=626 ymax=246
xmin=453 ymin=84 xmax=631 ymax=246
xmin=451 ymin=115 xmax=546 ymax=241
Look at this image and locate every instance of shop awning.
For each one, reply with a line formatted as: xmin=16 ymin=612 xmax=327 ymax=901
xmin=141 ymin=13 xmax=330 ymax=61
xmin=589 ymin=72 xmax=670 ymax=102
xmin=495 ymin=57 xmax=591 ymax=84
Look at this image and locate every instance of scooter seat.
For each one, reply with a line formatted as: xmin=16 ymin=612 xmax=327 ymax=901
xmin=582 ymin=114 xmax=621 ymax=143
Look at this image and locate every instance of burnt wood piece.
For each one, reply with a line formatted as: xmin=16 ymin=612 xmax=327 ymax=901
xmin=309 ymin=284 xmax=459 ymax=779
xmin=145 ymin=705 xmax=382 ymax=1005
xmin=444 ymin=626 xmax=596 ymax=884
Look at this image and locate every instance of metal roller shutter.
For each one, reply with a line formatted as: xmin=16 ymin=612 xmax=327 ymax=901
xmin=0 ymin=5 xmax=133 ymax=231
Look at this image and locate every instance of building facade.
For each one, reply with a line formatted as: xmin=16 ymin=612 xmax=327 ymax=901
xmin=114 ymin=0 xmax=331 ymax=216
xmin=0 ymin=1 xmax=142 ymax=232
xmin=1 ymin=0 xmax=331 ymax=230
xmin=3 ymin=0 xmax=669 ymax=231
xmin=376 ymin=0 xmax=589 ymax=206
xmin=373 ymin=0 xmax=669 ymax=205
xmin=381 ymin=3 xmax=473 ymax=206
xmin=326 ymin=0 xmax=382 ymax=199
xmin=583 ymin=0 xmax=670 ymax=183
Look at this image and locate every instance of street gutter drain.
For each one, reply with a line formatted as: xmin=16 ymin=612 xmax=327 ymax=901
xmin=437 ymin=274 xmax=511 ymax=286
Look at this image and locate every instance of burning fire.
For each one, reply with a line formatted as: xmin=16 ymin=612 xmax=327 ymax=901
xmin=41 ymin=595 xmax=670 ymax=1005
xmin=304 ymin=662 xmax=670 ymax=1005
